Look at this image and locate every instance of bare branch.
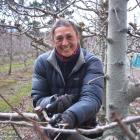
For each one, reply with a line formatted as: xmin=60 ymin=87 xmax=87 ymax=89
xmin=11 ymin=124 xmax=23 ymax=140
xmin=24 ymin=32 xmax=52 ymax=49
xmin=127 ymin=81 xmax=140 ymax=103
xmin=7 ymin=0 xmax=57 ymax=18
xmin=56 ymin=0 xmax=76 ymax=15
xmin=33 ymin=122 xmax=49 ymax=140
xmin=0 ymin=115 xmax=140 ymax=135
xmin=74 ymin=4 xmax=99 ymax=16
xmin=0 ymin=94 xmax=37 ymax=123
xmin=128 ymin=4 xmax=139 ymax=11
xmin=0 ymin=24 xmax=52 ymax=49
xmin=135 ymin=0 xmax=140 ymax=9
xmin=0 ymin=112 xmax=38 ymax=121
xmin=0 ymin=94 xmax=50 ymax=139
xmin=112 ymin=112 xmax=136 ymax=140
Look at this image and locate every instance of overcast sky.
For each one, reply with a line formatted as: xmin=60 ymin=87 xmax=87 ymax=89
xmin=127 ymin=0 xmax=140 ymax=25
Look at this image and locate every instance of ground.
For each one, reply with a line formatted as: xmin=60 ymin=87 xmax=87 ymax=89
xmin=0 ymin=65 xmax=41 ymax=140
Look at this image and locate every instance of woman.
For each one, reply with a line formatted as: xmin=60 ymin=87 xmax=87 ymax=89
xmin=31 ymin=19 xmax=104 ymax=140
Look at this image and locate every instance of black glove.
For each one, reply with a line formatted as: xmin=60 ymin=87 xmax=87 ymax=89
xmin=46 ymin=94 xmax=79 ymax=114
xmin=46 ymin=112 xmax=76 ymax=140
xmin=49 ymin=111 xmax=76 ymax=129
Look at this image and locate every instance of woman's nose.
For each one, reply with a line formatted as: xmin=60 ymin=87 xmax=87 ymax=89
xmin=62 ymin=38 xmax=69 ymax=46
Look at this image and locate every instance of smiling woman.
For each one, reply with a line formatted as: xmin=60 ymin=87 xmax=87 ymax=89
xmin=31 ymin=18 xmax=104 ymax=140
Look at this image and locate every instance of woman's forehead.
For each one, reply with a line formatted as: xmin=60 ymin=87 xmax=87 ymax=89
xmin=54 ymin=26 xmax=77 ymax=36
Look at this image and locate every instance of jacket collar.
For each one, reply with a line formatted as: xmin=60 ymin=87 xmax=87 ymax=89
xmin=47 ymin=48 xmax=85 ymax=70
xmin=71 ymin=48 xmax=86 ymax=73
xmin=47 ymin=47 xmax=86 ymax=83
xmin=47 ymin=49 xmax=63 ymax=78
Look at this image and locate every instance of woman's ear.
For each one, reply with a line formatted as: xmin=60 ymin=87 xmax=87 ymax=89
xmin=50 ymin=40 xmax=55 ymax=47
xmin=77 ymin=35 xmax=80 ymax=43
xmin=47 ymin=33 xmax=55 ymax=46
xmin=48 ymin=34 xmax=55 ymax=46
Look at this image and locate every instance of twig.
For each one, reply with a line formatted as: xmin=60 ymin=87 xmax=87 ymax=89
xmin=54 ymin=124 xmax=67 ymax=140
xmin=0 ymin=94 xmax=50 ymax=139
xmin=56 ymin=0 xmax=76 ymax=15
xmin=112 ymin=112 xmax=136 ymax=140
xmin=11 ymin=124 xmax=23 ymax=140
xmin=131 ymin=123 xmax=138 ymax=134
xmin=0 ymin=94 xmax=37 ymax=123
xmin=33 ymin=122 xmax=49 ymax=140
xmin=0 ymin=112 xmax=39 ymax=121
xmin=135 ymin=0 xmax=140 ymax=9
xmin=127 ymin=31 xmax=140 ymax=39
xmin=0 ymin=121 xmax=34 ymax=127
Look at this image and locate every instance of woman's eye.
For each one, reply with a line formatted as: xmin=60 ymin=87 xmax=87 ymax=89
xmin=66 ymin=35 xmax=72 ymax=40
xmin=56 ymin=36 xmax=63 ymax=41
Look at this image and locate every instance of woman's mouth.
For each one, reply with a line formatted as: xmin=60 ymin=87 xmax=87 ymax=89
xmin=62 ymin=45 xmax=71 ymax=51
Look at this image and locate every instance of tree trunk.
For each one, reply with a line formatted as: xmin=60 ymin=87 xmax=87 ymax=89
xmin=8 ymin=31 xmax=13 ymax=75
xmin=106 ymin=0 xmax=128 ymax=139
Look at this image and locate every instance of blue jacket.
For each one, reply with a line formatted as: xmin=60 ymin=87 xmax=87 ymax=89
xmin=31 ymin=48 xmax=104 ymax=126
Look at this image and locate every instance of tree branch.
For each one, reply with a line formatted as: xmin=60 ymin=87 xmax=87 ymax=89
xmin=0 ymin=24 xmax=52 ymax=49
xmin=112 ymin=112 xmax=136 ymax=140
xmin=11 ymin=124 xmax=23 ymax=140
xmin=0 ymin=94 xmax=37 ymax=123
xmin=56 ymin=0 xmax=76 ymax=15
xmin=127 ymin=81 xmax=140 ymax=103
xmin=0 ymin=114 xmax=140 ymax=135
xmin=7 ymin=0 xmax=57 ymax=18
xmin=0 ymin=112 xmax=38 ymax=121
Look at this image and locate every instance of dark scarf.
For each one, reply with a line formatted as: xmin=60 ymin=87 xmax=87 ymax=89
xmin=55 ymin=47 xmax=80 ymax=81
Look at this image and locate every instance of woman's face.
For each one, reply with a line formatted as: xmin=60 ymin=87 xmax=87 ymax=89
xmin=53 ymin=26 xmax=79 ymax=57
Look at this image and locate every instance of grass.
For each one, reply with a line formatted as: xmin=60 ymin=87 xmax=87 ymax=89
xmin=0 ymin=57 xmax=35 ymax=139
xmin=0 ymin=58 xmax=34 ymax=112
xmin=0 ymin=79 xmax=16 ymax=88
xmin=0 ymin=59 xmax=34 ymax=73
xmin=0 ymin=83 xmax=32 ymax=112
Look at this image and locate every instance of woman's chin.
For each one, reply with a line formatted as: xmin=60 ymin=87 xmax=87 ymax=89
xmin=61 ymin=52 xmax=73 ymax=57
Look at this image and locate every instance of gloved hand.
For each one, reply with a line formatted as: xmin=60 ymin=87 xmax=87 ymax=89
xmin=33 ymin=95 xmax=58 ymax=120
xmin=49 ymin=111 xmax=76 ymax=129
xmin=46 ymin=111 xmax=76 ymax=140
xmin=46 ymin=94 xmax=79 ymax=114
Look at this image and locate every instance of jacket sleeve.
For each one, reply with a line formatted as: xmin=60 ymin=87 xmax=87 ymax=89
xmin=66 ymin=57 xmax=104 ymax=125
xmin=31 ymin=56 xmax=51 ymax=108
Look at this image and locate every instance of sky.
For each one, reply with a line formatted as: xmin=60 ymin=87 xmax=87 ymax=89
xmin=127 ymin=0 xmax=140 ymax=26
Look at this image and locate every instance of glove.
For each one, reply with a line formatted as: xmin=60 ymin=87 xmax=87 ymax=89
xmin=47 ymin=112 xmax=76 ymax=140
xmin=36 ymin=95 xmax=57 ymax=109
xmin=33 ymin=95 xmax=58 ymax=120
xmin=46 ymin=94 xmax=79 ymax=114
xmin=49 ymin=111 xmax=76 ymax=129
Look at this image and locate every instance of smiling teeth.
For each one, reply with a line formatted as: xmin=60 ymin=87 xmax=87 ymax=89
xmin=63 ymin=46 xmax=70 ymax=51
